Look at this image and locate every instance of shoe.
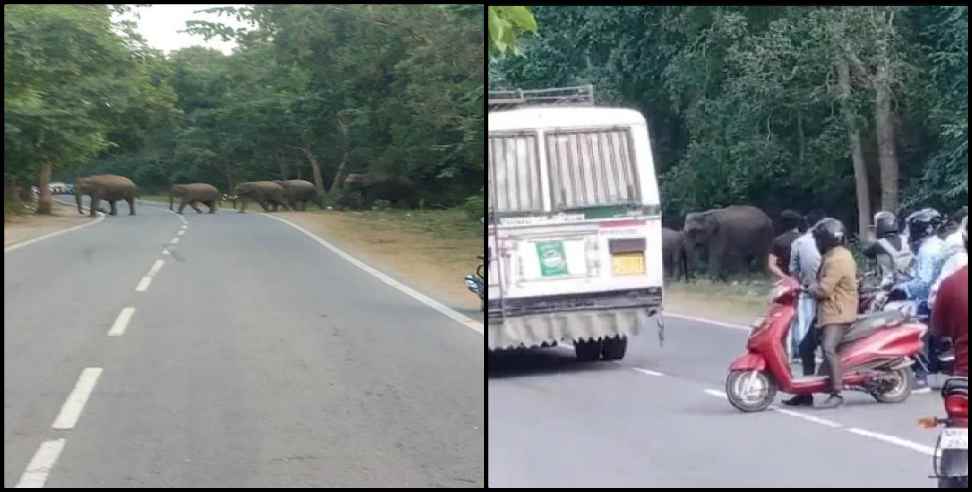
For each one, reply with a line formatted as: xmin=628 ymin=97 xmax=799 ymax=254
xmin=782 ymin=394 xmax=813 ymax=406
xmin=818 ymin=393 xmax=844 ymax=409
xmin=914 ymin=376 xmax=929 ymax=390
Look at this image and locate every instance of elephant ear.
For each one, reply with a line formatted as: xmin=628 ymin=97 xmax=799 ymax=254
xmin=704 ymin=211 xmax=721 ymax=234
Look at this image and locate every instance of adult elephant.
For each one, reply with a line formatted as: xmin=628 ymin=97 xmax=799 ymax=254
xmin=234 ymin=181 xmax=292 ymax=213
xmin=169 ymin=183 xmax=220 ymax=214
xmin=682 ymin=205 xmax=774 ymax=280
xmin=662 ymin=227 xmax=690 ymax=281
xmin=273 ymin=179 xmax=322 ymax=211
xmin=341 ymin=173 xmax=419 ymax=209
xmin=75 ymin=175 xmax=137 ymax=217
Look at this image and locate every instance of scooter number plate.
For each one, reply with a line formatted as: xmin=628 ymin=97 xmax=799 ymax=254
xmin=940 ymin=428 xmax=968 ymax=450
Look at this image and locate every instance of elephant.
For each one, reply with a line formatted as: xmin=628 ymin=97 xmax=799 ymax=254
xmin=340 ymin=173 xmax=419 ymax=209
xmin=273 ymin=179 xmax=322 ymax=211
xmin=662 ymin=227 xmax=690 ymax=281
xmin=682 ymin=205 xmax=774 ymax=280
xmin=169 ymin=183 xmax=220 ymax=214
xmin=75 ymin=175 xmax=137 ymax=217
xmin=234 ymin=181 xmax=292 ymax=213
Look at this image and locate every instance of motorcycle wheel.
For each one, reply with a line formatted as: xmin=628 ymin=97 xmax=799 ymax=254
xmin=871 ymin=367 xmax=913 ymax=403
xmin=938 ymin=476 xmax=968 ymax=489
xmin=726 ymin=370 xmax=777 ymax=412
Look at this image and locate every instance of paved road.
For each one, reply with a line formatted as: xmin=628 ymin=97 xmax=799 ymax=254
xmin=5 ymin=199 xmax=483 ymax=487
xmin=488 ymin=314 xmax=944 ymax=488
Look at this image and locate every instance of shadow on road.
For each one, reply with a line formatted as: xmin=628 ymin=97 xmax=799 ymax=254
xmin=488 ymin=347 xmax=623 ymax=379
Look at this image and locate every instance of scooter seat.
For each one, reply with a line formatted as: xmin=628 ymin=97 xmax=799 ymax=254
xmin=843 ymin=310 xmax=906 ymax=343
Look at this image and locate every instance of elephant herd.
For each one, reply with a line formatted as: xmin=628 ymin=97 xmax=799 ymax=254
xmin=662 ymin=205 xmax=775 ymax=281
xmin=72 ymin=174 xmax=324 ymax=217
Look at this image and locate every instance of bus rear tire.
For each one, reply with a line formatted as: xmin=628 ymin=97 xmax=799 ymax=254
xmin=602 ymin=336 xmax=627 ymax=360
xmin=575 ymin=339 xmax=603 ymax=361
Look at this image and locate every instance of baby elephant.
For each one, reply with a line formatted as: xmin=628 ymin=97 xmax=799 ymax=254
xmin=170 ymin=183 xmax=220 ymax=214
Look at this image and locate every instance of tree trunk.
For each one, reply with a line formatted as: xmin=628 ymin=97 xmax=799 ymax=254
xmin=836 ymin=57 xmax=871 ymax=239
xmin=300 ymin=145 xmax=325 ymax=196
xmin=36 ymin=161 xmax=53 ymax=215
xmin=874 ymin=32 xmax=899 ymax=213
xmin=328 ymin=111 xmax=352 ymax=195
xmin=278 ymin=154 xmax=288 ymax=180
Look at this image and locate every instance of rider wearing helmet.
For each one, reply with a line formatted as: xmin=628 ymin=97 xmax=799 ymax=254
xmin=863 ymin=211 xmax=913 ymax=288
xmin=931 ymin=215 xmax=968 ymax=377
xmin=888 ymin=208 xmax=948 ymax=387
xmin=891 ymin=208 xmax=947 ymax=302
xmin=785 ymin=218 xmax=858 ymax=408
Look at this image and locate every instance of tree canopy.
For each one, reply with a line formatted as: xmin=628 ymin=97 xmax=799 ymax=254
xmin=490 ymin=6 xmax=967 ymax=235
xmin=5 ymin=4 xmax=484 ymax=214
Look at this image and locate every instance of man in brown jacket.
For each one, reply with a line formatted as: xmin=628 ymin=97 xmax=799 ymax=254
xmin=784 ymin=218 xmax=858 ymax=408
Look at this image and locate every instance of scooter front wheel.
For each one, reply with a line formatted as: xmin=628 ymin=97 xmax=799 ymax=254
xmin=726 ymin=370 xmax=777 ymax=412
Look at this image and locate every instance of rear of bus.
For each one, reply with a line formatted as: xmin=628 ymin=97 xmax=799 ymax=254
xmin=487 ymin=106 xmax=663 ymax=356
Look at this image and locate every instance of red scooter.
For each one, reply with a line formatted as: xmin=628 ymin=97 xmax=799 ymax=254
xmin=726 ymin=277 xmax=926 ymax=412
xmin=919 ymin=377 xmax=968 ymax=488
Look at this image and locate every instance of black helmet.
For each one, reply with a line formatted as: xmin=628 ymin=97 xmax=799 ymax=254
xmin=874 ymin=211 xmax=897 ymax=237
xmin=906 ymin=208 xmax=944 ymax=243
xmin=812 ymin=218 xmax=847 ymax=254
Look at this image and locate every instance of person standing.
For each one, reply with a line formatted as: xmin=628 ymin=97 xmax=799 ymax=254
xmin=786 ymin=209 xmax=825 ymax=363
xmin=784 ymin=218 xmax=858 ymax=409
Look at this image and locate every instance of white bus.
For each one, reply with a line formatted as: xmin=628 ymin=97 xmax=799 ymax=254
xmin=487 ymin=86 xmax=664 ymax=361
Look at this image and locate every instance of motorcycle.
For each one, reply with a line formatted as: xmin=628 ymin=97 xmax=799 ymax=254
xmin=464 ymin=255 xmax=484 ymax=312
xmin=726 ymin=277 xmax=926 ymax=412
xmin=919 ymin=377 xmax=968 ymax=488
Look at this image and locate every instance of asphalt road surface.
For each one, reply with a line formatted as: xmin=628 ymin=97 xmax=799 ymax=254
xmin=5 ymin=198 xmax=483 ymax=487
xmin=488 ymin=314 xmax=945 ymax=488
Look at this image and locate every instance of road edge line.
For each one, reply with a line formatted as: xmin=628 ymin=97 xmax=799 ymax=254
xmin=261 ymin=214 xmax=484 ymax=336
xmin=4 ymin=212 xmax=105 ymax=254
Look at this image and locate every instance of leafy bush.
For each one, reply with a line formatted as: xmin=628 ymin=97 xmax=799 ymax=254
xmin=463 ymin=193 xmax=484 ymax=222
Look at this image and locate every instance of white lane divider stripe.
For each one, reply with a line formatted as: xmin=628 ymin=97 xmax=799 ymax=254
xmin=170 ymin=237 xmax=180 ymax=244
xmin=147 ymin=259 xmax=164 ymax=277
xmin=135 ymin=277 xmax=152 ymax=292
xmin=15 ymin=438 xmax=67 ymax=488
xmin=108 ymin=307 xmax=136 ymax=336
xmin=702 ymin=388 xmax=934 ymax=454
xmin=162 ymin=248 xmax=170 ymax=255
xmin=634 ymin=367 xmax=665 ymax=377
xmin=51 ymin=368 xmax=103 ymax=430
xmin=846 ymin=428 xmax=936 ymax=456
xmin=177 ymin=230 xmax=185 ymax=236
xmin=666 ymin=312 xmax=750 ymax=331
xmin=770 ymin=407 xmax=843 ymax=428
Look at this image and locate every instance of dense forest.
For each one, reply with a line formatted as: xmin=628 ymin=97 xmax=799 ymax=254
xmin=489 ymin=6 xmax=967 ymax=236
xmin=5 ymin=5 xmax=484 ymax=215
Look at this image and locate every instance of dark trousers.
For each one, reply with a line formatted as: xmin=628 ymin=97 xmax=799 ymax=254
xmin=798 ymin=323 xmax=850 ymax=393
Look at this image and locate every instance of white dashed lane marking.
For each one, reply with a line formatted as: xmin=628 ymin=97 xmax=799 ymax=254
xmin=51 ymin=368 xmax=103 ymax=430
xmin=699 ymin=387 xmax=933 ymax=455
xmin=108 ymin=307 xmax=136 ymax=336
xmin=15 ymin=439 xmax=66 ymax=488
xmin=170 ymin=237 xmax=180 ymax=244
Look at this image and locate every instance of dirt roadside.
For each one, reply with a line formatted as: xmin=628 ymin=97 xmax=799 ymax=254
xmin=4 ymin=200 xmax=95 ymax=249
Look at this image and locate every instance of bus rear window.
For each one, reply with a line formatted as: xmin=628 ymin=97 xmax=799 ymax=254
xmin=488 ymin=133 xmax=543 ymax=214
xmin=545 ymin=128 xmax=640 ymax=210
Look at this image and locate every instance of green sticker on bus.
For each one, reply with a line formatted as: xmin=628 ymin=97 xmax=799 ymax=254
xmin=536 ymin=241 xmax=568 ymax=277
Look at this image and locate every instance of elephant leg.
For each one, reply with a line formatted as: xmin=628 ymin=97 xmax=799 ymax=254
xmin=239 ymin=198 xmax=247 ymax=213
xmin=90 ymin=197 xmax=100 ymax=217
xmin=207 ymin=200 xmax=216 ymax=213
xmin=178 ymin=199 xmax=187 ymax=214
xmin=126 ymin=197 xmax=135 ymax=215
xmin=108 ymin=200 xmax=118 ymax=216
xmin=190 ymin=200 xmax=203 ymax=214
xmin=258 ymin=200 xmax=270 ymax=212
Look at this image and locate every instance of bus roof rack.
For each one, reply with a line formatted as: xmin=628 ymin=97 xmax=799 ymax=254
xmin=488 ymin=85 xmax=595 ymax=111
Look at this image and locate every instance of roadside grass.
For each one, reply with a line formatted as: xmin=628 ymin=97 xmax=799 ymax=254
xmin=663 ymin=273 xmax=774 ymax=325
